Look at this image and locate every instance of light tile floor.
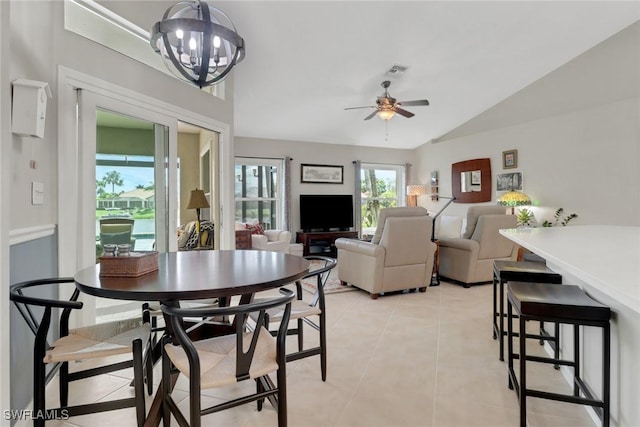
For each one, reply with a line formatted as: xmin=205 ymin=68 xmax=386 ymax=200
xmin=44 ymin=281 xmax=596 ymax=427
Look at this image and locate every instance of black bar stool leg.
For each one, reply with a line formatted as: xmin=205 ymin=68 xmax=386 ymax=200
xmin=519 ymin=316 xmax=527 ymax=427
xmin=492 ymin=274 xmax=498 ymax=339
xmin=507 ymin=300 xmax=514 ymax=390
xmin=499 ymin=279 xmax=505 ymax=361
xmin=603 ymin=323 xmax=610 ymax=427
xmin=574 ymin=324 xmax=580 ymax=396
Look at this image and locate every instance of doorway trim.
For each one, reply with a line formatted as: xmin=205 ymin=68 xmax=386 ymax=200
xmin=57 ymin=65 xmax=233 ymax=288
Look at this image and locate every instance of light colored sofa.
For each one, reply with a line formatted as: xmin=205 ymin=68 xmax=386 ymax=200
xmin=438 ymin=205 xmax=518 ymax=287
xmin=234 ymin=222 xmax=302 ymax=255
xmin=252 ymin=229 xmax=291 ymax=252
xmin=335 ymin=207 xmax=437 ymax=299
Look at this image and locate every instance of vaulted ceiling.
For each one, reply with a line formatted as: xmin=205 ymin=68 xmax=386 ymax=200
xmin=102 ymin=1 xmax=639 ymax=149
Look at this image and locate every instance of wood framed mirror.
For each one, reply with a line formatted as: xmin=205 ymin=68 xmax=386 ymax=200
xmin=452 ymin=158 xmax=492 ymax=203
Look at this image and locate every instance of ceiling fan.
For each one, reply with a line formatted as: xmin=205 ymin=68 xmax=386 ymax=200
xmin=345 ymin=80 xmax=430 ymax=121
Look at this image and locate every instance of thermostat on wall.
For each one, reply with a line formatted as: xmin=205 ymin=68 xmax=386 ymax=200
xmin=11 ymin=79 xmax=52 ymax=139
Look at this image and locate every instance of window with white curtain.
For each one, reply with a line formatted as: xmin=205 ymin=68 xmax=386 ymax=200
xmin=234 ymin=157 xmax=284 ymax=230
xmin=360 ymin=163 xmax=406 ymax=238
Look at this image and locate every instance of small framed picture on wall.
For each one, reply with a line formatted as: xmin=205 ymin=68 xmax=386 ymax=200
xmin=502 ymin=149 xmax=518 ymax=169
xmin=300 ymin=163 xmax=344 ymax=184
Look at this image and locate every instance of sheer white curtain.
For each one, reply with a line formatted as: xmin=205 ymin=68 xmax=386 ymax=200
xmin=283 ymin=156 xmax=292 ymax=231
xmin=352 ymin=160 xmax=362 ymax=237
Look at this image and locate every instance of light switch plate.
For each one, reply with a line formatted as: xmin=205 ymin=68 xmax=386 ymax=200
xmin=32 ymin=181 xmax=44 ymax=205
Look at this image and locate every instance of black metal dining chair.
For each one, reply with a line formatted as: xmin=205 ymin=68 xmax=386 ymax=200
xmin=160 ymin=288 xmax=295 ymax=427
xmin=256 ymin=255 xmax=337 ymax=381
xmin=10 ymin=277 xmax=153 ymax=427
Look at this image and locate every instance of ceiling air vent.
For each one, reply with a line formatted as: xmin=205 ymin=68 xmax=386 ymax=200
xmin=386 ymin=64 xmax=408 ymax=76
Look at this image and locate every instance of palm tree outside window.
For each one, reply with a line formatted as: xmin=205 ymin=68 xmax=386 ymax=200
xmin=360 ymin=163 xmax=406 ymax=239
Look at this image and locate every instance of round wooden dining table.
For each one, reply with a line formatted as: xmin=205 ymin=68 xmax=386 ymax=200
xmin=75 ymin=250 xmax=310 ymax=302
xmin=74 ymin=249 xmax=310 ymax=427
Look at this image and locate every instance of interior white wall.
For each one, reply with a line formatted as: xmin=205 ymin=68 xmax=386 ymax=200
xmin=413 ymin=97 xmax=639 ymax=226
xmin=0 ymin=1 xmax=11 ymax=424
xmin=413 ymin=22 xmax=640 ymax=227
xmin=234 ymin=137 xmax=414 ymax=233
xmin=8 ymin=0 xmax=235 ymax=231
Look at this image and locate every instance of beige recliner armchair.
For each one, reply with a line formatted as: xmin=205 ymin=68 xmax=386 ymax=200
xmin=438 ymin=205 xmax=518 ymax=287
xmin=335 ymin=207 xmax=437 ymax=299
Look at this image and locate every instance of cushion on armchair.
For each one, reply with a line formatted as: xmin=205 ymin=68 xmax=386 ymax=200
xmin=461 ymin=205 xmax=507 ymax=238
xmin=178 ymin=221 xmax=214 ymax=250
xmin=370 ymin=207 xmax=428 ymax=244
xmin=434 ymin=215 xmax=463 ymax=239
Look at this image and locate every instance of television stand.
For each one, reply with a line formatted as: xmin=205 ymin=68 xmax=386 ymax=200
xmin=296 ymin=230 xmax=358 ymax=258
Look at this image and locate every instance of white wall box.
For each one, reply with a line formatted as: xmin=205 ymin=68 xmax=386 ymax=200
xmin=11 ymin=79 xmax=52 ymax=138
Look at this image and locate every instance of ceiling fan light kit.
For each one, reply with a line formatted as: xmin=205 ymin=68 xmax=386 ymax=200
xmin=377 ymin=109 xmax=396 ymax=121
xmin=345 ymin=80 xmax=429 ymax=121
xmin=151 ymin=0 xmax=245 ymax=88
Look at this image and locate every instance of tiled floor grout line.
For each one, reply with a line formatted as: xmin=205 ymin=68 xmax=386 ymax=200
xmin=431 ymin=286 xmax=442 ymax=427
xmin=334 ymin=303 xmax=396 ymax=425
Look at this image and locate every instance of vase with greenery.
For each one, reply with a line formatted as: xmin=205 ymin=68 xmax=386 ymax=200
xmin=516 ymin=208 xmax=535 ymax=227
xmin=542 ymin=208 xmax=578 ymax=227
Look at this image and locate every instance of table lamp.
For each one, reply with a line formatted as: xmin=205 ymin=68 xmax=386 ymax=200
xmin=187 ymin=188 xmax=210 ymax=246
xmin=497 ymin=190 xmax=531 ymax=214
xmin=406 ymin=184 xmax=427 ymax=207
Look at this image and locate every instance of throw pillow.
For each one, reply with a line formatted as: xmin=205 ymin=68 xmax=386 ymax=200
xmin=178 ymin=221 xmax=197 ymax=250
xmin=435 ymin=215 xmax=463 ymax=239
xmin=245 ymin=222 xmax=264 ymax=235
xmin=199 ymin=221 xmax=215 ymax=247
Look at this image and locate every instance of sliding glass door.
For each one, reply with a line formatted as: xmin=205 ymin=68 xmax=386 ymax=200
xmin=77 ymin=91 xmax=177 ymax=322
xmin=95 ymin=110 xmax=163 ymax=253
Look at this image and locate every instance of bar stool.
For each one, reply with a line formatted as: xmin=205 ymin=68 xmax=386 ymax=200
xmin=506 ymin=282 xmax=611 ymax=427
xmin=493 ymin=260 xmax=562 ymax=361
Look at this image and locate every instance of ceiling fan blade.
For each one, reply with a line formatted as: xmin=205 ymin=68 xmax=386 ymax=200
xmin=394 ymin=107 xmax=415 ymax=118
xmin=364 ymin=110 xmax=379 ymax=120
xmin=344 ymin=106 xmax=376 ymax=110
xmin=398 ymin=99 xmax=430 ymax=107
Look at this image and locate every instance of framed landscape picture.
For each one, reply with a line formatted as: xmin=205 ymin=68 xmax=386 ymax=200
xmin=497 ymin=172 xmax=523 ymax=191
xmin=301 ymin=164 xmax=344 ymax=184
xmin=502 ymin=149 xmax=518 ymax=169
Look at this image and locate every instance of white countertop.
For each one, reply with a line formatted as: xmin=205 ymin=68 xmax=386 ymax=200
xmin=500 ymin=225 xmax=640 ymax=314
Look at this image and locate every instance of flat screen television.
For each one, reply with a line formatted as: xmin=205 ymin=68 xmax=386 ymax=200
xmin=300 ymin=194 xmax=354 ymax=232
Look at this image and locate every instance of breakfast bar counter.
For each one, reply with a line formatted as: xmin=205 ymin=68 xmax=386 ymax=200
xmin=500 ymin=225 xmax=640 ymax=427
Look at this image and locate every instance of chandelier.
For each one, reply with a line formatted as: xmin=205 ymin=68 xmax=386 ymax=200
xmin=150 ymin=0 xmax=245 ymax=88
